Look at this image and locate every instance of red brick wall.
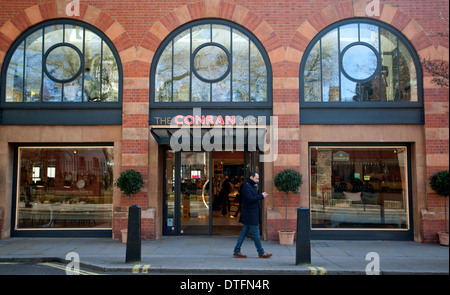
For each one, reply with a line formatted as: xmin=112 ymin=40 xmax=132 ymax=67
xmin=0 ymin=0 xmax=448 ymax=242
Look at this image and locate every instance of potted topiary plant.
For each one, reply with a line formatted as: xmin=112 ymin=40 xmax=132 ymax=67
xmin=115 ymin=169 xmax=144 ymax=243
xmin=273 ymin=169 xmax=303 ymax=245
xmin=430 ymin=170 xmax=449 ymax=246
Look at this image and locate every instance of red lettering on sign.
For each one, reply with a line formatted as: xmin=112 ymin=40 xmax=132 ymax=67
xmin=225 ymin=115 xmax=235 ymax=125
xmin=205 ymin=116 xmax=214 ymax=125
xmin=174 ymin=115 xmax=184 ymax=125
xmin=195 ymin=115 xmax=205 ymax=125
xmin=215 ymin=116 xmax=225 ymax=125
xmin=172 ymin=114 xmax=238 ymax=125
xmin=184 ymin=115 xmax=194 ymax=125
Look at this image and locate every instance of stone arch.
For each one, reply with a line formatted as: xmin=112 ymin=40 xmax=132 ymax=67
xmin=0 ymin=0 xmax=133 ymax=75
xmin=139 ymin=0 xmax=285 ymax=79
xmin=288 ymin=0 xmax=443 ymax=81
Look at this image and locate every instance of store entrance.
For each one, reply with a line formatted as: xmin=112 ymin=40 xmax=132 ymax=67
xmin=163 ymin=150 xmax=260 ymax=236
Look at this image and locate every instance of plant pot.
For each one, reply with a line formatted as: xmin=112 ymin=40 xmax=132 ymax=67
xmin=438 ymin=231 xmax=449 ymax=246
xmin=278 ymin=230 xmax=295 ymax=245
xmin=121 ymin=229 xmax=128 ymax=244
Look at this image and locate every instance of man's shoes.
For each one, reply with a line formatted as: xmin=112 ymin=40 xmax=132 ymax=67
xmin=258 ymin=253 xmax=272 ymax=259
xmin=233 ymin=253 xmax=247 ymax=258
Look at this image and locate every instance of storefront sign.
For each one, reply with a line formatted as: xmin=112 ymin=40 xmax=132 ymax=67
xmin=153 ymin=114 xmax=265 ymax=126
xmin=333 ymin=151 xmax=350 ymax=161
xmin=151 ymin=106 xmax=271 ymax=126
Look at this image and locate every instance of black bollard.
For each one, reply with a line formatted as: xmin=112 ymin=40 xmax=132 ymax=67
xmin=125 ymin=205 xmax=141 ymax=263
xmin=296 ymin=207 xmax=311 ymax=265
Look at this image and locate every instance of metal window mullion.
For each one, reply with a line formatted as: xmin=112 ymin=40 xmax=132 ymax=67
xmin=319 ymin=39 xmax=323 ymax=102
xmin=99 ymin=40 xmax=103 ymax=102
xmin=61 ymin=82 xmax=65 ymax=102
xmin=171 ymin=40 xmax=174 ymax=102
xmin=210 ymin=25 xmax=213 ymax=101
xmin=378 ymin=27 xmax=383 ymax=101
xmin=338 ymin=27 xmax=342 ymax=102
xmin=248 ymin=38 xmax=251 ymax=102
xmin=357 ymin=23 xmax=361 ymax=102
xmin=40 ymin=28 xmax=45 ymax=103
xmin=81 ymin=28 xmax=85 ymax=103
xmin=230 ymin=28 xmax=233 ymax=102
xmin=23 ymin=37 xmax=26 ymax=102
xmin=189 ymin=27 xmax=192 ymax=102
xmin=396 ymin=38 xmax=401 ymax=101
xmin=61 ymin=25 xmax=65 ymax=102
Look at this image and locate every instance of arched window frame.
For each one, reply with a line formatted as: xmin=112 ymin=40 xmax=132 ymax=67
xmin=299 ymin=18 xmax=424 ymax=125
xmin=149 ymin=19 xmax=272 ymax=110
xmin=0 ymin=19 xmax=123 ymax=125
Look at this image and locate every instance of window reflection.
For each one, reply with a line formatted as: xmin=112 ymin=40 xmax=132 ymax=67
xmin=194 ymin=45 xmax=229 ymax=81
xmin=43 ymin=74 xmax=62 ymax=102
xmin=16 ymin=147 xmax=114 ymax=230
xmin=84 ymin=29 xmax=102 ymax=102
xmin=232 ymin=30 xmax=249 ymax=102
xmin=25 ymin=30 xmax=43 ymax=102
xmin=321 ymin=29 xmax=339 ymax=102
xmin=173 ymin=29 xmax=190 ymax=102
xmin=154 ymin=22 xmax=268 ymax=103
xmin=310 ymin=146 xmax=409 ymax=230
xmin=6 ymin=43 xmax=25 ymax=102
xmin=155 ymin=42 xmax=172 ymax=102
xmin=342 ymin=45 xmax=378 ymax=81
xmin=303 ymin=42 xmax=321 ymax=102
xmin=250 ymin=42 xmax=267 ymax=102
xmin=5 ymin=22 xmax=120 ymax=104
xmin=46 ymin=46 xmax=82 ymax=81
xmin=303 ymin=21 xmax=418 ymax=103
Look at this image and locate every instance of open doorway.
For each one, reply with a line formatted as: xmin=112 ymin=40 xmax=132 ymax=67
xmin=163 ymin=150 xmax=260 ymax=236
xmin=212 ymin=151 xmax=245 ymax=235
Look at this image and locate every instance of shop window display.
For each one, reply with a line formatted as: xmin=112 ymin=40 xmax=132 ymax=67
xmin=15 ymin=147 xmax=114 ymax=230
xmin=310 ymin=146 xmax=410 ymax=230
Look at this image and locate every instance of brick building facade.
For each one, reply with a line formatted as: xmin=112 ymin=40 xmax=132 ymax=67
xmin=0 ymin=0 xmax=448 ymax=243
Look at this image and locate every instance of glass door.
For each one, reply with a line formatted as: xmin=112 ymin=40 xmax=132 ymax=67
xmin=180 ymin=152 xmax=211 ymax=234
xmin=164 ymin=151 xmax=212 ymax=235
xmin=244 ymin=151 xmax=261 ymax=189
xmin=164 ymin=150 xmax=176 ymax=235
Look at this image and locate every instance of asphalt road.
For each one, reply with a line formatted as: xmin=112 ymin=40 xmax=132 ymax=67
xmin=0 ymin=261 xmax=106 ymax=275
xmin=0 ymin=261 xmax=169 ymax=276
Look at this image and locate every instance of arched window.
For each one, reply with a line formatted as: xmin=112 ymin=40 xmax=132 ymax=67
xmin=151 ymin=19 xmax=271 ymax=105
xmin=300 ymin=19 xmax=423 ymax=124
xmin=1 ymin=19 xmax=122 ymax=125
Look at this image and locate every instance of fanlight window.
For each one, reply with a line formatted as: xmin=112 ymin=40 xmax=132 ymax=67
xmin=302 ymin=20 xmax=419 ymax=103
xmin=4 ymin=22 xmax=120 ymax=103
xmin=154 ymin=21 xmax=269 ymax=103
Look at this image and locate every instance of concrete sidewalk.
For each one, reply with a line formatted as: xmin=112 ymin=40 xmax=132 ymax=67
xmin=0 ymin=236 xmax=448 ymax=275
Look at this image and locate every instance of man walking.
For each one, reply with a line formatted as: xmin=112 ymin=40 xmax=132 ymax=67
xmin=233 ymin=171 xmax=272 ymax=259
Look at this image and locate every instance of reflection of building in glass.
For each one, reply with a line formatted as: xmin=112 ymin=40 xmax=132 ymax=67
xmin=310 ymin=147 xmax=409 ymax=230
xmin=17 ymin=147 xmax=114 ymax=230
xmin=302 ymin=20 xmax=418 ymax=103
xmin=5 ymin=23 xmax=119 ymax=104
xmin=155 ymin=21 xmax=268 ymax=103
